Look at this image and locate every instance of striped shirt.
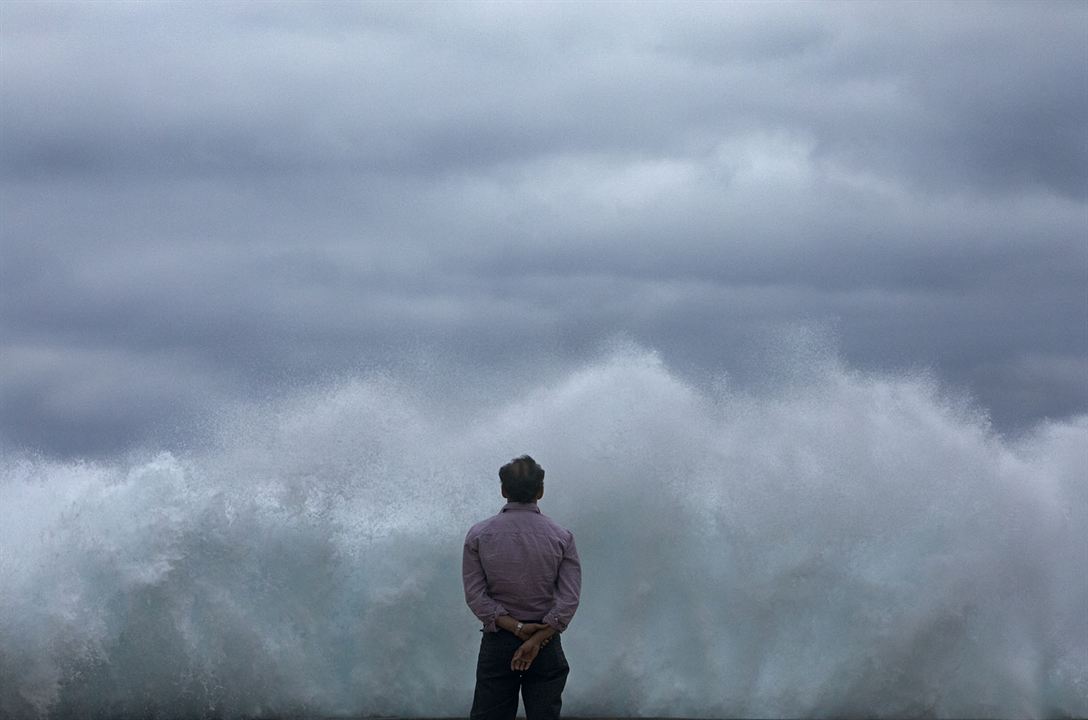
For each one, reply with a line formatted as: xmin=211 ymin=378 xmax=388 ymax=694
xmin=463 ymin=501 xmax=581 ymax=633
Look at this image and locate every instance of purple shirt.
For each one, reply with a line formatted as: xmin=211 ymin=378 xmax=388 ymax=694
xmin=463 ymin=501 xmax=581 ymax=633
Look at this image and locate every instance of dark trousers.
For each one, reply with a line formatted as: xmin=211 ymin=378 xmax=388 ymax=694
xmin=470 ymin=630 xmax=569 ymax=720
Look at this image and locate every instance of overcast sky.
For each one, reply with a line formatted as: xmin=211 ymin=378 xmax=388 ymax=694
xmin=1 ymin=1 xmax=1085 ymax=458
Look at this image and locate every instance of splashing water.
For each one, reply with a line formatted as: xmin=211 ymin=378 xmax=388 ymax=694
xmin=1 ymin=347 xmax=1085 ymax=718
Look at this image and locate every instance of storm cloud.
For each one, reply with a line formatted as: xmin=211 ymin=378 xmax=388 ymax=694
xmin=1 ymin=1 xmax=1085 ymax=457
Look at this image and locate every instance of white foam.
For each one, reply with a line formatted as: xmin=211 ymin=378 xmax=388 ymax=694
xmin=1 ymin=346 xmax=1085 ymax=717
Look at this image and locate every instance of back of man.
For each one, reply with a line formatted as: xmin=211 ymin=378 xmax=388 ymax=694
xmin=462 ymin=455 xmax=581 ymax=720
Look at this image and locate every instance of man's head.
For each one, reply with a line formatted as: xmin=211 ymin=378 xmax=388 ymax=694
xmin=499 ymin=455 xmax=545 ymax=503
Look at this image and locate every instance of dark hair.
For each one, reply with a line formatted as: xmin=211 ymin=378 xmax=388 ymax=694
xmin=499 ymin=455 xmax=545 ymax=503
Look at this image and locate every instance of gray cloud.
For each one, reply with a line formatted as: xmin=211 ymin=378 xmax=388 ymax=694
xmin=1 ymin=1 xmax=1085 ymax=457
xmin=4 ymin=2 xmax=1083 ymax=190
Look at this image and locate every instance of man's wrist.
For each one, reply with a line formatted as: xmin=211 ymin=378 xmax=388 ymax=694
xmin=530 ymin=625 xmax=556 ymax=643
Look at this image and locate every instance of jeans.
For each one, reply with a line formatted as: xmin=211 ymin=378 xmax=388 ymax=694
xmin=470 ymin=629 xmax=570 ymax=720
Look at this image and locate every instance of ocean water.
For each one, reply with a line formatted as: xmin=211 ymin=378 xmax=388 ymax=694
xmin=1 ymin=346 xmax=1085 ymax=718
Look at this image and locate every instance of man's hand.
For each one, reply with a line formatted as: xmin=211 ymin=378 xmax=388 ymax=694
xmin=496 ymin=617 xmax=559 ymax=667
xmin=497 ymin=616 xmax=554 ymax=643
xmin=511 ymin=639 xmax=541 ymax=672
xmin=514 ymin=622 xmax=549 ymax=641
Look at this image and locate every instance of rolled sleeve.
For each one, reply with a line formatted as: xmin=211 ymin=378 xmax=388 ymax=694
xmin=462 ymin=532 xmax=507 ymax=632
xmin=543 ymin=532 xmax=581 ymax=633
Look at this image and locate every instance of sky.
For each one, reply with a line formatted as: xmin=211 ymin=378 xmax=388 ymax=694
xmin=1 ymin=0 xmax=1086 ymax=459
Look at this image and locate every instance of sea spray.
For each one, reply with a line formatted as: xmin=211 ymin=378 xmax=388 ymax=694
xmin=1 ymin=346 xmax=1085 ymax=718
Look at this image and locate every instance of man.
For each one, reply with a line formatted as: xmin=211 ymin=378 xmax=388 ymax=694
xmin=462 ymin=455 xmax=582 ymax=720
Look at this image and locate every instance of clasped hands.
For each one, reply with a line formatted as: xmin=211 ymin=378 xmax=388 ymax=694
xmin=496 ymin=615 xmax=556 ymax=672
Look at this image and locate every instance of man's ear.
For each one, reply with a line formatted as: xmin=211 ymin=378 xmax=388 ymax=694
xmin=501 ymin=486 xmax=508 ymax=499
xmin=535 ymin=486 xmax=544 ymax=501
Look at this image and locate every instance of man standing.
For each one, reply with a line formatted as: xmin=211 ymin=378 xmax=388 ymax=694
xmin=463 ymin=455 xmax=582 ymax=720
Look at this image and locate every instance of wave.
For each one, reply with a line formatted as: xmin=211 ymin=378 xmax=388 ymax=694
xmin=1 ymin=346 xmax=1085 ymax=717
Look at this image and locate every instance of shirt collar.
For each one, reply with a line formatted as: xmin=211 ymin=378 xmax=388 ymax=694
xmin=501 ymin=501 xmax=541 ymax=513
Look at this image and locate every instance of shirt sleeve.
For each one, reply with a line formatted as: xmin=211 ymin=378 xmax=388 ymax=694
xmin=543 ymin=532 xmax=581 ymax=633
xmin=462 ymin=530 xmax=507 ymax=632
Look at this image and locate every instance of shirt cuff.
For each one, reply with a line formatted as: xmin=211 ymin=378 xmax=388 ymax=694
xmin=483 ymin=606 xmax=508 ymax=633
xmin=543 ymin=613 xmax=566 ymax=633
